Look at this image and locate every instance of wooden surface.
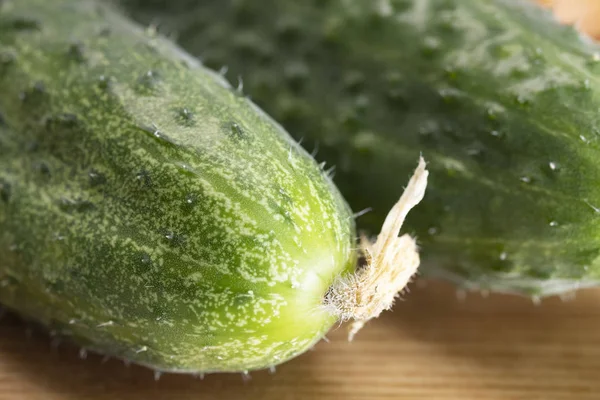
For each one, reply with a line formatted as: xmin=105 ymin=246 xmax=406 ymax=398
xmin=1 ymin=280 xmax=599 ymax=400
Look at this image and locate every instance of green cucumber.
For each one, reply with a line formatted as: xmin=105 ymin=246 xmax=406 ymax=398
xmin=0 ymin=0 xmax=393 ymax=374
xmin=121 ymin=0 xmax=600 ymax=296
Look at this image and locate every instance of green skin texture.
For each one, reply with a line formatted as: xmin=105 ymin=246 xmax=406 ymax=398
xmin=121 ymin=0 xmax=600 ymax=296
xmin=0 ymin=0 xmax=356 ymax=373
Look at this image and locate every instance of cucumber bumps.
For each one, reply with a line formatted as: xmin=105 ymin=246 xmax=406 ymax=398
xmin=0 ymin=0 xmax=427 ymax=373
xmin=121 ymin=0 xmax=600 ymax=296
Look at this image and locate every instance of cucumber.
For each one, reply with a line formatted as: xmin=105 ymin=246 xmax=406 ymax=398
xmin=120 ymin=0 xmax=600 ymax=296
xmin=0 ymin=0 xmax=417 ymax=374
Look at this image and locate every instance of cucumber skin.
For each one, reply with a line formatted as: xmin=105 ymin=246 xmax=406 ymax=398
xmin=0 ymin=0 xmax=356 ymax=373
xmin=121 ymin=0 xmax=600 ymax=296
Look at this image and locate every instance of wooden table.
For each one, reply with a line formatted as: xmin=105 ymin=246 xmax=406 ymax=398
xmin=1 ymin=280 xmax=599 ymax=400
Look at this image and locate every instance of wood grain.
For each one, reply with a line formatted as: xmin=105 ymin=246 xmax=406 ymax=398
xmin=0 ymin=280 xmax=599 ymax=400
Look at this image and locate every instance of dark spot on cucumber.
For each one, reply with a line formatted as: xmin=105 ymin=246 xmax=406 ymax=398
xmin=66 ymin=264 xmax=84 ymax=281
xmin=228 ymin=122 xmax=248 ymax=141
xmin=8 ymin=16 xmax=40 ymax=31
xmin=45 ymin=113 xmax=80 ymax=130
xmin=339 ymin=110 xmax=362 ymax=134
xmin=67 ymin=42 xmax=86 ymax=63
xmin=354 ymin=94 xmax=369 ymax=113
xmin=179 ymin=59 xmax=192 ymax=70
xmin=277 ymin=187 xmax=293 ymax=205
xmin=421 ymin=36 xmax=442 ymax=58
xmin=181 ymin=187 xmax=205 ymax=213
xmin=586 ymin=56 xmax=600 ymax=71
xmin=160 ymin=229 xmax=187 ymax=248
xmin=232 ymin=292 xmax=253 ymax=307
xmin=43 ymin=113 xmax=84 ymax=158
xmin=0 ymin=49 xmax=16 ymax=74
xmin=384 ymin=71 xmax=403 ymax=85
xmin=487 ymin=251 xmax=514 ymax=273
xmin=26 ymin=141 xmax=39 ymax=152
xmin=434 ymin=15 xmax=460 ymax=35
xmin=140 ymin=252 xmax=152 ymax=266
xmin=342 ymin=70 xmax=365 ymax=93
xmin=134 ymin=252 xmax=153 ymax=273
xmin=385 ymin=87 xmax=410 ymax=109
xmin=98 ymin=27 xmax=111 ymax=37
xmin=0 ymin=179 xmax=11 ymax=203
xmin=465 ymin=145 xmax=485 ymax=162
xmin=449 ymin=123 xmax=473 ymax=142
xmin=514 ymin=94 xmax=531 ymax=107
xmin=177 ymin=163 xmax=198 ymax=177
xmin=275 ymin=18 xmax=302 ymax=44
xmin=143 ymin=41 xmax=159 ymax=55
xmin=438 ymin=88 xmax=464 ymax=108
xmin=383 ymin=72 xmax=411 ymax=109
xmin=19 ymin=81 xmax=47 ymax=105
xmin=490 ymin=43 xmax=516 ymax=60
xmin=581 ymin=79 xmax=592 ymax=91
xmin=351 ymin=132 xmax=378 ymax=157
xmin=182 ymin=193 xmax=197 ymax=210
xmin=541 ymin=161 xmax=561 ymax=179
xmin=509 ymin=64 xmax=531 ymax=79
xmin=232 ymin=0 xmax=258 ymax=26
xmin=267 ymin=198 xmax=295 ymax=226
xmin=45 ymin=278 xmax=66 ymax=294
xmin=363 ymin=9 xmax=388 ymax=29
xmin=175 ymin=107 xmax=195 ymax=127
xmin=284 ymin=61 xmax=309 ymax=92
xmin=527 ymin=47 xmax=544 ymax=64
xmin=443 ymin=66 xmax=460 ymax=82
xmin=135 ymin=70 xmax=162 ymax=95
xmin=427 ymin=226 xmax=440 ymax=236
xmin=485 ymin=106 xmax=502 ymax=122
xmin=525 ymin=267 xmax=552 ymax=280
xmin=36 ymin=162 xmax=51 ymax=177
xmin=58 ymin=197 xmax=95 ymax=213
xmin=136 ymin=170 xmax=152 ymax=188
xmin=388 ymin=0 xmax=412 ymax=12
xmin=519 ymin=175 xmax=534 ymax=184
xmin=488 ymin=129 xmax=506 ymax=140
xmin=88 ymin=169 xmax=107 ymax=186
xmin=98 ymin=75 xmax=112 ymax=91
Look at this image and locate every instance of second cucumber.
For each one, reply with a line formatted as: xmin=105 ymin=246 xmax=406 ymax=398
xmin=121 ymin=0 xmax=600 ymax=296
